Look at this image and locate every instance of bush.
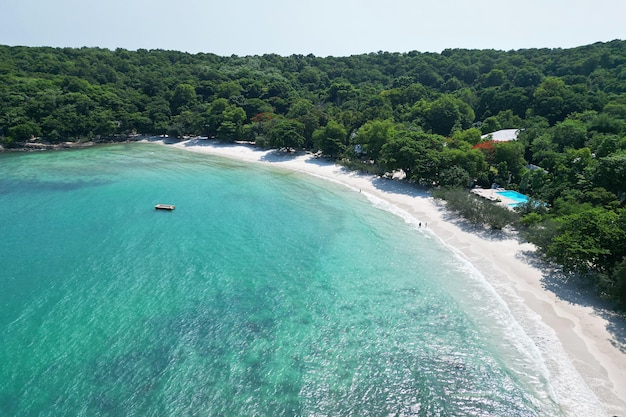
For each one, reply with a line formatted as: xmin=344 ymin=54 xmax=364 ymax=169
xmin=482 ymin=202 xmax=519 ymax=229
xmin=433 ymin=187 xmax=519 ymax=229
xmin=520 ymin=212 xmax=543 ymax=227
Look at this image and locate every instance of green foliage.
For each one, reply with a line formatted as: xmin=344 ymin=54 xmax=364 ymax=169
xmin=217 ymin=106 xmax=246 ymax=141
xmin=355 ymin=119 xmax=396 ymax=160
xmin=424 ymin=95 xmax=475 ymax=136
xmin=8 ymin=121 xmax=41 ymax=141
xmin=170 ymin=84 xmax=198 ymax=113
xmin=494 ymin=110 xmax=523 ymax=129
xmin=551 ymin=119 xmax=588 ymax=150
xmin=433 ymin=188 xmax=519 ymax=229
xmin=380 ymin=131 xmax=446 ymax=184
xmin=379 ymin=132 xmax=423 ymax=179
xmin=521 ymin=218 xmax=561 ymax=252
xmin=532 ymin=77 xmax=574 ymax=124
xmin=451 ymin=127 xmax=482 ymax=145
xmin=480 ymin=116 xmax=501 ymax=134
xmin=545 ymin=208 xmax=626 ymax=275
xmin=493 ymin=141 xmax=527 ymax=184
xmin=519 ymin=212 xmax=544 ymax=227
xmin=267 ymin=119 xmax=305 ymax=150
xmin=592 ymin=151 xmax=626 ymax=198
xmin=589 ymin=112 xmax=624 ymax=134
xmin=441 ymin=147 xmax=487 ymax=179
xmin=313 ymin=120 xmax=347 ymax=157
xmin=439 ymin=166 xmax=471 ymax=188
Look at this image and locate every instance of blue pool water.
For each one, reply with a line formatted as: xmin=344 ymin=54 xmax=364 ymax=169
xmin=497 ymin=190 xmax=530 ymax=205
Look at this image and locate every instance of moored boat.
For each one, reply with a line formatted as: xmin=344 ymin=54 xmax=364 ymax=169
xmin=154 ymin=204 xmax=175 ymax=210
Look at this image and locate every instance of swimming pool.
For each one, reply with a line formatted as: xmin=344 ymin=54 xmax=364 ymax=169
xmin=496 ymin=190 xmax=529 ymax=204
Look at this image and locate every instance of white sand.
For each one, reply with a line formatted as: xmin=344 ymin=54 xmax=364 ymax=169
xmin=159 ymin=138 xmax=626 ymax=416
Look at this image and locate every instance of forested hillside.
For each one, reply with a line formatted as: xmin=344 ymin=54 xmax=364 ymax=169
xmin=1 ymin=42 xmax=625 ymax=306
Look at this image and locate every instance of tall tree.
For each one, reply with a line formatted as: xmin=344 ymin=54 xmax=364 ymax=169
xmin=267 ymin=119 xmax=305 ymax=150
xmin=313 ymin=120 xmax=347 ymax=157
xmin=424 ymin=95 xmax=474 ymax=136
xmin=355 ymin=119 xmax=396 ymax=160
xmin=546 ymin=208 xmax=626 ymax=275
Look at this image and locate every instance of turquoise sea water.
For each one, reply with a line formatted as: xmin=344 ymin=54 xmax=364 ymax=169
xmin=0 ymin=144 xmax=582 ymax=416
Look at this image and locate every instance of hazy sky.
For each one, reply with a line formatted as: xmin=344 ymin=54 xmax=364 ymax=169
xmin=1 ymin=0 xmax=625 ymax=56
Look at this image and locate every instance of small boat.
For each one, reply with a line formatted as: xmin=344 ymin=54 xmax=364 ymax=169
xmin=155 ymin=204 xmax=175 ymax=210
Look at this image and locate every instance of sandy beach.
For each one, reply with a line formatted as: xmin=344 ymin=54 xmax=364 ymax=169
xmin=158 ymin=138 xmax=625 ymax=416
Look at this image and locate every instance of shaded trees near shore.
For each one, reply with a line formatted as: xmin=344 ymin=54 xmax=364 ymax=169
xmin=432 ymin=188 xmax=519 ymax=230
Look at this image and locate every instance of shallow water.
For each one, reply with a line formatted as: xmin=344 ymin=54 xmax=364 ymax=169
xmin=0 ymin=144 xmax=592 ymax=416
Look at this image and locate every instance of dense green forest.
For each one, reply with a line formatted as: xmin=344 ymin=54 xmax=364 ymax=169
xmin=1 ymin=42 xmax=625 ymax=307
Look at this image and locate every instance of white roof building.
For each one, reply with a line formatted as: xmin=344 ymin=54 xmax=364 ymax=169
xmin=480 ymin=128 xmax=520 ymax=142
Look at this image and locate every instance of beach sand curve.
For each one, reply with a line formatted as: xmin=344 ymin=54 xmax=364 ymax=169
xmin=159 ymin=138 xmax=626 ymax=416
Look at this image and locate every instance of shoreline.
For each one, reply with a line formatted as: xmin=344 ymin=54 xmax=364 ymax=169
xmin=160 ymin=138 xmax=625 ymax=416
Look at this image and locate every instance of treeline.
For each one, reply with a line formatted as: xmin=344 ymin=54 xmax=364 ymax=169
xmin=1 ymin=42 xmax=625 ymax=306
